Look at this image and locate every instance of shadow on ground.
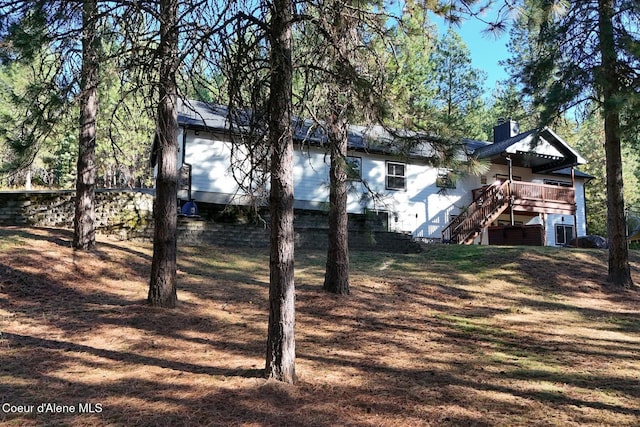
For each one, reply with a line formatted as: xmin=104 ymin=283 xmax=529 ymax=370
xmin=1 ymin=226 xmax=639 ymax=426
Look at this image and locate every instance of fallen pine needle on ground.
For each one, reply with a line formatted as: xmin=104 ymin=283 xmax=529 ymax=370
xmin=0 ymin=226 xmax=639 ymax=426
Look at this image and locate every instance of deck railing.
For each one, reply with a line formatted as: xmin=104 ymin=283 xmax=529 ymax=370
xmin=443 ymin=181 xmax=576 ymax=244
xmin=510 ymin=181 xmax=574 ymax=203
xmin=442 ymin=181 xmax=510 ymax=244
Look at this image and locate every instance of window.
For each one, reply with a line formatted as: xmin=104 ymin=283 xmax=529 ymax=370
xmin=555 ymin=224 xmax=574 ymax=246
xmin=544 ymin=179 xmax=572 ymax=187
xmin=178 ymin=164 xmax=191 ymax=192
xmin=495 ymin=174 xmax=521 ymax=182
xmin=436 ymin=169 xmax=456 ymax=189
xmin=345 ymin=156 xmax=362 ymax=180
xmin=386 ymin=162 xmax=406 ymax=190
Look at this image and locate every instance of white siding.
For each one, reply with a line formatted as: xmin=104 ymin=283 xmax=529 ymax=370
xmin=179 ymin=129 xmax=589 ymax=244
xmin=180 ymin=128 xmax=469 ymax=239
xmin=540 ymin=182 xmax=587 ymax=246
xmin=483 ymin=164 xmax=535 ymax=183
xmin=293 ymin=146 xmax=330 ymax=209
xmin=344 ymin=153 xmax=478 ymax=238
xmin=508 ymin=135 xmax=563 ymax=158
xmin=184 ymin=130 xmax=243 ymax=198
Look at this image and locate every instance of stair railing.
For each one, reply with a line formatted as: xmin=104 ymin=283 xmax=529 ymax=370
xmin=442 ymin=181 xmax=510 ymax=244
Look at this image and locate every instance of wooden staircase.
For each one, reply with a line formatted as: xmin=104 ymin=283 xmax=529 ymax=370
xmin=442 ymin=181 xmax=511 ymax=244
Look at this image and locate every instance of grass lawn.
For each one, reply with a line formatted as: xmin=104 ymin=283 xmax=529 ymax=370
xmin=0 ymin=226 xmax=639 ymax=426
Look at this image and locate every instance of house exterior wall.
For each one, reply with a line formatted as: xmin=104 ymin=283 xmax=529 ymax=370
xmin=179 ymin=127 xmax=249 ymax=203
xmin=178 ymin=127 xmax=588 ymax=245
xmin=532 ymin=171 xmax=587 ymax=246
xmin=180 ymin=127 xmax=475 ymax=240
xmin=508 ymin=135 xmax=563 ymax=158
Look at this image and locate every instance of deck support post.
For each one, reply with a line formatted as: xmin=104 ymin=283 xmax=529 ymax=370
xmin=572 ymin=167 xmax=579 ymax=248
xmin=507 ymin=156 xmax=515 ymax=226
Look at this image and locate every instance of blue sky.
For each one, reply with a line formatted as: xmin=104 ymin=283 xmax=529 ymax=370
xmin=456 ymin=20 xmax=511 ymax=94
xmin=430 ymin=11 xmax=513 ymax=97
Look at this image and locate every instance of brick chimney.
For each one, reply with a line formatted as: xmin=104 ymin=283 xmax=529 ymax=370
xmin=493 ymin=118 xmax=519 ymax=143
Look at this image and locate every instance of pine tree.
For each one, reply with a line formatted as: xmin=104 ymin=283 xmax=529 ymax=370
xmin=380 ymin=0 xmax=438 ymax=130
xmin=265 ymin=0 xmax=296 ymax=383
xmin=574 ymin=111 xmax=640 ymax=238
xmin=292 ymin=0 xmax=390 ymax=295
xmin=516 ymin=0 xmax=638 ymax=288
xmin=430 ymin=28 xmax=488 ymax=140
xmin=147 ymin=0 xmax=179 ymax=308
xmin=73 ymin=0 xmax=99 ymax=250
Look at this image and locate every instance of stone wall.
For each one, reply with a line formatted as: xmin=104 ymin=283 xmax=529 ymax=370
xmin=0 ymin=190 xmax=421 ymax=253
xmin=0 ymin=190 xmax=155 ymax=237
xmin=176 ymin=220 xmax=421 ymax=253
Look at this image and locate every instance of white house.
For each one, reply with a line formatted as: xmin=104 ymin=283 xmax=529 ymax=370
xmin=156 ymin=99 xmax=591 ymax=246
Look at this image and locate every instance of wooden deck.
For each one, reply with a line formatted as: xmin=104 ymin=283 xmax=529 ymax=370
xmin=443 ymin=181 xmax=576 ymax=244
xmin=473 ymin=182 xmax=576 ymax=215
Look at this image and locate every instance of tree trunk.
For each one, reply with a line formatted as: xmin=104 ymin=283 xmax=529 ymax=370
xmin=323 ymin=95 xmax=350 ymax=295
xmin=73 ymin=0 xmax=98 ymax=251
xmin=148 ymin=0 xmax=179 ymax=308
xmin=597 ymin=0 xmax=633 ymax=288
xmin=323 ymin=0 xmax=352 ymax=295
xmin=265 ymin=0 xmax=296 ymax=384
xmin=604 ymin=112 xmax=632 ymax=286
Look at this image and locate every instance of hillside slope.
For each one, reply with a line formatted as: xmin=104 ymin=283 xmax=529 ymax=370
xmin=1 ymin=227 xmax=638 ymax=426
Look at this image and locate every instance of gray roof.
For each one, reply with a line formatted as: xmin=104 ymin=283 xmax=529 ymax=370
xmin=461 ymin=138 xmax=491 ymax=152
xmin=549 ymin=167 xmax=594 ymax=180
xmin=472 ymin=129 xmax=538 ymax=159
xmin=178 ymin=99 xmax=437 ymax=158
xmin=178 ymin=100 xmax=251 ymax=130
xmin=175 ymin=99 xmax=587 ymax=172
xmin=469 ymin=127 xmax=586 ymax=173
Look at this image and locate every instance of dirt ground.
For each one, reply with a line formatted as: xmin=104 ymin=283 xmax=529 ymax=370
xmin=0 ymin=226 xmax=639 ymax=426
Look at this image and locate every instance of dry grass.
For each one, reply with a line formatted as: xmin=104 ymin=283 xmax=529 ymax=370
xmin=0 ymin=226 xmax=639 ymax=427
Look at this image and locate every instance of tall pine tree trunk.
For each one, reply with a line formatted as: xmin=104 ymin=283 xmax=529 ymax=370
xmin=323 ymin=91 xmax=350 ymax=295
xmin=323 ymin=1 xmax=352 ymax=295
xmin=265 ymin=0 xmax=296 ymax=384
xmin=148 ymin=0 xmax=179 ymax=307
xmin=604 ymin=109 xmax=632 ymax=286
xmin=597 ymin=0 xmax=633 ymax=288
xmin=73 ymin=0 xmax=98 ymax=250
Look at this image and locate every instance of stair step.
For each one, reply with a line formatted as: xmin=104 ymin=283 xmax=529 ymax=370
xmin=444 ymin=183 xmax=512 ymax=245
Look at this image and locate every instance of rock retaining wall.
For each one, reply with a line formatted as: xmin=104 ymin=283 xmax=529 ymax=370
xmin=0 ymin=190 xmax=154 ymax=235
xmin=0 ymin=190 xmax=420 ymax=253
xmin=176 ymin=220 xmax=421 ymax=253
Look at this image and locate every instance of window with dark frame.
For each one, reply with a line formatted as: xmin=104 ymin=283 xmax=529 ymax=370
xmin=544 ymin=179 xmax=572 ymax=187
xmin=555 ymin=224 xmax=574 ymax=246
xmin=436 ymin=169 xmax=456 ymax=189
xmin=386 ymin=161 xmax=406 ymax=190
xmin=345 ymin=156 xmax=362 ymax=180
